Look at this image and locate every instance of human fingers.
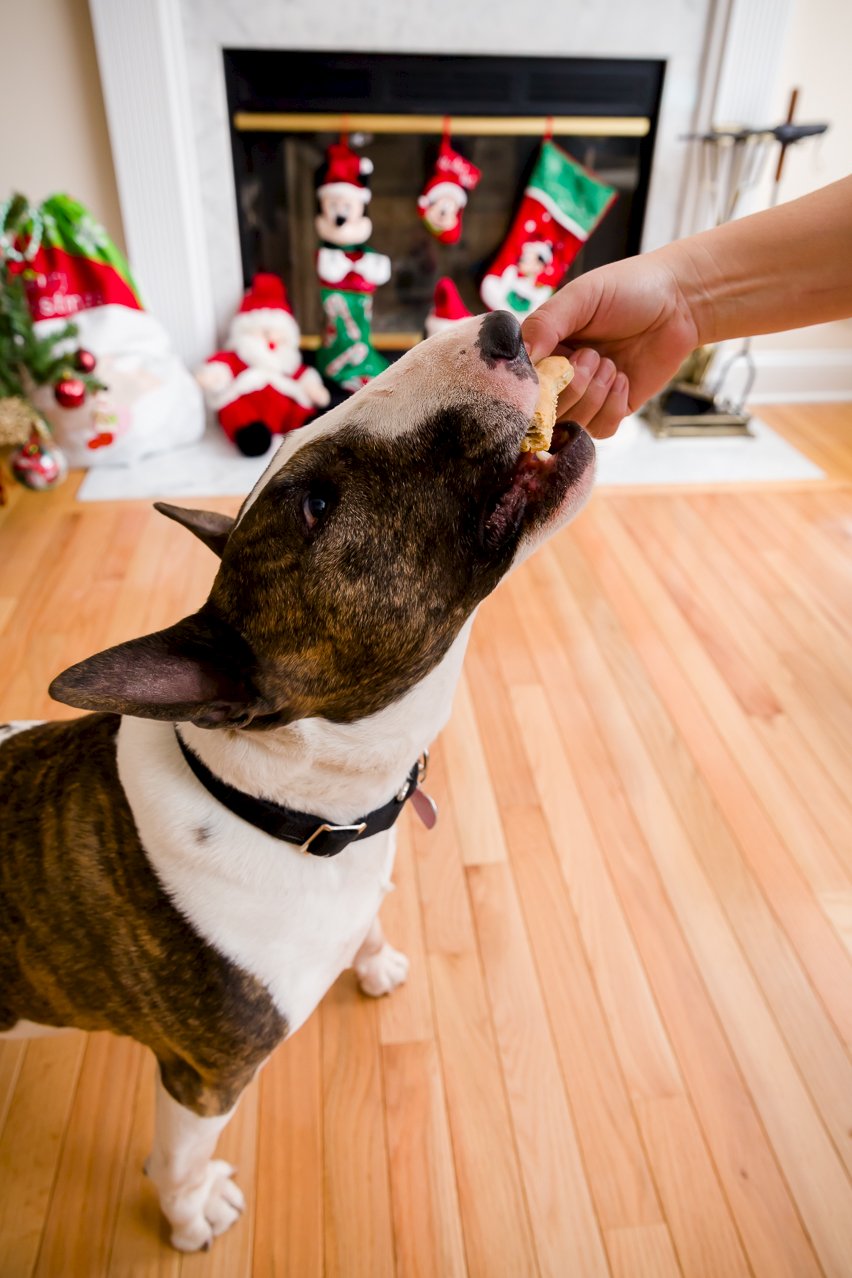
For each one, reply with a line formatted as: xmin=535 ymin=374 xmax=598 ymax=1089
xmin=522 ymin=304 xmax=567 ymax=364
xmin=553 ymin=348 xmax=601 ymax=415
xmin=522 ymin=268 xmax=607 ymax=362
xmin=584 ymin=371 xmax=630 ymax=438
xmin=557 ymin=356 xmax=617 ymax=429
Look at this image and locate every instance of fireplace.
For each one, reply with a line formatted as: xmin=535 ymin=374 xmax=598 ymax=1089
xmin=224 ymin=51 xmax=664 ymax=351
xmin=89 ymin=0 xmax=796 ymax=381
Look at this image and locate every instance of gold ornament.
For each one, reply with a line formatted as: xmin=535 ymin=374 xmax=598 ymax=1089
xmin=0 ymin=396 xmax=37 ymax=448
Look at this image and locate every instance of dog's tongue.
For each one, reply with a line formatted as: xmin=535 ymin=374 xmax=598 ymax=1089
xmin=522 ymin=357 xmax=575 ymax=454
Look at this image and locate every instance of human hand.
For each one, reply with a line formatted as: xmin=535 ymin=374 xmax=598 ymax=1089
xmin=521 ymin=245 xmax=702 ymax=437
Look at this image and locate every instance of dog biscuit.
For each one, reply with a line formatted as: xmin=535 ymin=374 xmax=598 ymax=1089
xmin=521 ymin=357 xmax=575 ymax=453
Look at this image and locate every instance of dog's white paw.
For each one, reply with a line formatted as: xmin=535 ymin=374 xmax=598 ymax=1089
xmin=167 ymin=1159 xmax=245 ymax=1252
xmin=355 ymin=942 xmax=410 ymax=997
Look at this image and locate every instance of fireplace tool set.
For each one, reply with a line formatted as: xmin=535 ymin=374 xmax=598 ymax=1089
xmin=644 ymin=90 xmax=828 ymax=438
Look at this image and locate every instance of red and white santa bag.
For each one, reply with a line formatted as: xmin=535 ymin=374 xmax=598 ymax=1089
xmin=24 ymin=195 xmax=203 ymax=467
xmin=417 ymin=130 xmax=481 ymax=246
xmin=480 ymin=140 xmax=616 ymax=320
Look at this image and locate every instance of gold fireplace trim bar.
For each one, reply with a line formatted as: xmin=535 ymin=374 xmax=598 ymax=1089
xmin=300 ymin=332 xmax=422 ymax=352
xmin=233 ymin=111 xmax=651 ymax=139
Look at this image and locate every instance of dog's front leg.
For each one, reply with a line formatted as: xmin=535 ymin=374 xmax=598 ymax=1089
xmin=146 ymin=1068 xmax=245 ymax=1252
xmin=353 ymin=914 xmax=410 ymax=997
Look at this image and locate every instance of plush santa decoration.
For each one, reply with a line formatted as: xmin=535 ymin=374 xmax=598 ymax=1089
xmin=417 ymin=132 xmax=481 ymax=245
xmin=197 ymin=274 xmax=330 ymax=456
xmin=424 ymin=277 xmax=473 ymax=337
xmin=315 ymin=138 xmax=392 ymax=392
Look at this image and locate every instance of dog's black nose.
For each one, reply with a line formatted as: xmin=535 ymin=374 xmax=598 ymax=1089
xmin=477 ymin=310 xmax=523 ymax=363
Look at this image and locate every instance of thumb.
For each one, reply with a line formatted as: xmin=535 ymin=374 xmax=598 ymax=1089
xmin=522 ymin=276 xmax=599 ymax=363
xmin=521 ymin=306 xmax=565 ymax=365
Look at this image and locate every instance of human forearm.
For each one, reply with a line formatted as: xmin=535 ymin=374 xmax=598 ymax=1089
xmin=671 ymin=175 xmax=852 ymax=346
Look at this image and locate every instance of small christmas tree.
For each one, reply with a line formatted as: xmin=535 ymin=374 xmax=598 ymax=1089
xmin=1 ymin=195 xmax=104 ymax=404
xmin=0 ymin=193 xmax=103 ymax=492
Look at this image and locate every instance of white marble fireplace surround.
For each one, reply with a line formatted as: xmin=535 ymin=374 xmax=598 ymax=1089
xmin=89 ymin=0 xmax=793 ymax=384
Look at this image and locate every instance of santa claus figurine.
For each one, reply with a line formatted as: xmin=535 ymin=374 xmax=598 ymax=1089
xmin=197 ymin=274 xmax=330 ymax=456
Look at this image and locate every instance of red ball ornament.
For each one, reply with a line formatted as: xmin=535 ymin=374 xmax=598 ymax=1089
xmin=54 ymin=377 xmax=87 ymax=409
xmin=74 ymin=348 xmax=97 ymax=374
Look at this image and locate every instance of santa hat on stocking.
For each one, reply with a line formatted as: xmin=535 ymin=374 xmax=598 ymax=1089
xmin=425 ymin=277 xmax=473 ymax=337
xmin=229 ymin=273 xmax=301 ymax=345
xmin=317 ymin=139 xmax=374 ymax=204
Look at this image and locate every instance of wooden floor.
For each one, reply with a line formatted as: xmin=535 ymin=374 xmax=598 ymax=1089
xmin=1 ymin=403 xmax=851 ymax=1277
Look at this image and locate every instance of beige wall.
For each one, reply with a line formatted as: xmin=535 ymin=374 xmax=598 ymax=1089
xmin=0 ymin=0 xmax=124 ymax=252
xmin=751 ymin=0 xmax=852 ymax=352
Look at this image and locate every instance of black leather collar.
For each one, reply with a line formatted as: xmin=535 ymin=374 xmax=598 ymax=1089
xmin=175 ymin=729 xmax=421 ymax=857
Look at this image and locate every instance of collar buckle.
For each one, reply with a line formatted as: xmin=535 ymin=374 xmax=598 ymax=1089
xmin=299 ymin=821 xmax=367 ymax=855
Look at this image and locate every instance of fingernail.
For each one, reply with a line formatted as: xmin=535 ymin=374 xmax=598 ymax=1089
xmin=595 ymin=358 xmax=616 ymax=385
xmin=575 ymin=348 xmax=599 ymax=373
xmin=613 ymin=371 xmax=627 ymax=394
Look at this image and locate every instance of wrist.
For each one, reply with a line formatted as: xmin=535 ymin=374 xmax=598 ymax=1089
xmin=660 ymin=236 xmax=721 ymax=349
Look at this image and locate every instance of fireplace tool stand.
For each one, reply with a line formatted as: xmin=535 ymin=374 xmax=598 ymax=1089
xmin=643 ymin=90 xmax=828 ymax=438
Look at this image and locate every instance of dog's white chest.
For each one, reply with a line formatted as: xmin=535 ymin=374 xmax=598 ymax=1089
xmin=117 ymin=719 xmax=396 ymax=1034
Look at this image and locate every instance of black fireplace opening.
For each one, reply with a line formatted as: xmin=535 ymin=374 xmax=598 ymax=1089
xmin=224 ymin=50 xmax=665 ymax=348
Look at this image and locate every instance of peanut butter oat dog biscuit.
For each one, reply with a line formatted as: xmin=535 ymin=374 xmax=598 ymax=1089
xmin=521 ymin=357 xmax=575 ymax=453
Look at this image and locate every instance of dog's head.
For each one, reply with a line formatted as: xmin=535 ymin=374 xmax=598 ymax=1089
xmin=51 ymin=313 xmax=594 ymax=728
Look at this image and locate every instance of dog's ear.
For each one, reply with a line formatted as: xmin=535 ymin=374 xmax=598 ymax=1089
xmin=49 ymin=612 xmax=268 ymax=728
xmin=153 ymin=503 xmax=235 ymax=558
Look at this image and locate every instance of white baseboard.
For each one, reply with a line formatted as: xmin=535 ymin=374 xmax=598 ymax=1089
xmin=740 ymin=349 xmax=852 ymax=404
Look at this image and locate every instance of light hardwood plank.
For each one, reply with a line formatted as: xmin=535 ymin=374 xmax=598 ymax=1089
xmin=0 ymin=1034 xmax=87 ymax=1278
xmin=516 ymin=545 xmax=822 ymax=1278
xmin=382 ymin=1040 xmax=467 ymax=1278
xmin=500 ymin=798 xmax=664 ymax=1232
xmin=428 ymin=950 xmax=537 ymax=1277
xmin=253 ymin=1014 xmax=324 ymax=1278
xmin=467 ymin=861 xmax=609 ymax=1277
xmin=321 ymin=973 xmax=395 ymax=1278
xmin=605 ymin=1222 xmax=682 ymax=1278
xmin=440 ymin=671 xmax=509 ymax=865
xmin=34 ymin=1033 xmax=142 ymax=1278
xmin=378 ymin=818 xmax=434 ymax=1046
xmin=552 ymin=529 xmax=852 ymax=1278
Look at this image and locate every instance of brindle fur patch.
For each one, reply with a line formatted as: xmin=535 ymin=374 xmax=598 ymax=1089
xmin=209 ymin=408 xmax=531 ymax=726
xmin=0 ymin=716 xmax=286 ymax=1114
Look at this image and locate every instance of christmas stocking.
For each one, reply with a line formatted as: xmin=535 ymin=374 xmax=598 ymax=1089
xmin=315 ymin=137 xmax=392 ymax=393
xmin=417 ymin=130 xmax=481 ymax=245
xmin=480 ymin=140 xmax=616 ymax=320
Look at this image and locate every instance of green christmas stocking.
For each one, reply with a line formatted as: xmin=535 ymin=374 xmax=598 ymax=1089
xmin=316 ymin=287 xmax=388 ymax=392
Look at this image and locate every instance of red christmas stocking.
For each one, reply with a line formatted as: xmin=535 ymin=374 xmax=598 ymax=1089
xmin=417 ymin=127 xmax=481 ymax=245
xmin=480 ymin=140 xmax=616 ymax=319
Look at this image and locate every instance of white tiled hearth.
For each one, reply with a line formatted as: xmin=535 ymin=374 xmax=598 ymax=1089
xmin=89 ymin=0 xmax=792 ymax=368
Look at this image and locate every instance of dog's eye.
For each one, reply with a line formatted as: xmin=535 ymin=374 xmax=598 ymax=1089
xmin=302 ymin=486 xmax=334 ymax=531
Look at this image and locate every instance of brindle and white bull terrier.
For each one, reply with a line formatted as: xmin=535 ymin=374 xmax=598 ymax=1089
xmin=0 ymin=311 xmax=594 ymax=1251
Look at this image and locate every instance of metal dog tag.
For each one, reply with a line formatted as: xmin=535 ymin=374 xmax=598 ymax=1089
xmin=410 ymin=786 xmax=439 ymax=830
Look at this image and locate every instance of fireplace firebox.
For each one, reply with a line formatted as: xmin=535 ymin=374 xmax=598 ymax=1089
xmin=224 ymin=50 xmax=664 ymax=351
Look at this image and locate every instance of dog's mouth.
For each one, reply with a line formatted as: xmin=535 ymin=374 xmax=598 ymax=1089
xmin=481 ymin=423 xmax=593 ymax=551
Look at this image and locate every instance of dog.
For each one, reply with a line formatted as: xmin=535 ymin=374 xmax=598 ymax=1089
xmin=0 ymin=311 xmax=594 ymax=1251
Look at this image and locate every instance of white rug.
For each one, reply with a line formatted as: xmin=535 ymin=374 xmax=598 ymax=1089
xmin=594 ymin=413 xmax=824 ymax=486
xmin=76 ymin=413 xmax=823 ymax=502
